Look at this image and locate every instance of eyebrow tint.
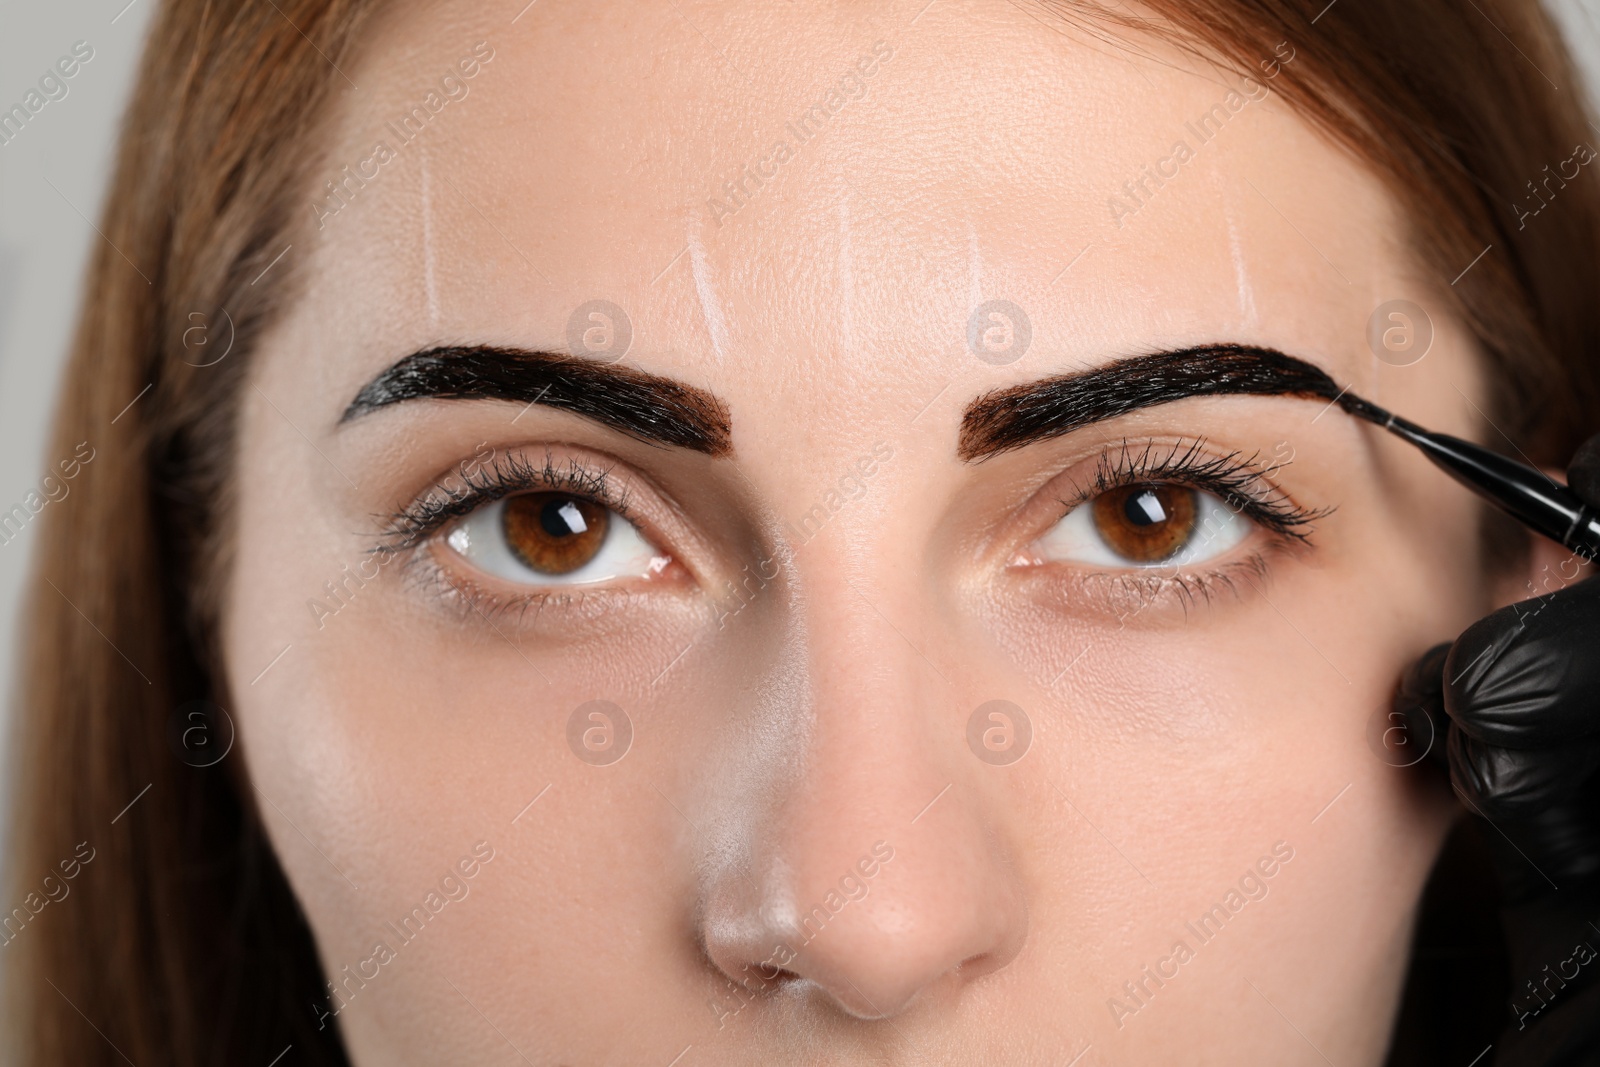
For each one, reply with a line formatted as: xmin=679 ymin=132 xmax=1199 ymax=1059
xmin=342 ymin=345 xmax=733 ymax=456
xmin=957 ymin=344 xmax=1339 ymax=461
xmin=1338 ymin=393 xmax=1600 ymax=560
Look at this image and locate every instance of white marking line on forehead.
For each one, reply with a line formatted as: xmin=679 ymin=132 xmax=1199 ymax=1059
xmin=689 ymin=215 xmax=731 ymax=361
xmin=1225 ymin=195 xmax=1259 ymax=331
xmin=421 ymin=148 xmax=441 ymax=329
xmin=968 ymin=221 xmax=983 ymax=310
xmin=840 ymin=194 xmax=854 ymax=353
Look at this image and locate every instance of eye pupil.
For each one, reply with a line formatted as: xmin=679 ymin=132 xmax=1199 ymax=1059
xmin=504 ymin=492 xmax=609 ymax=574
xmin=1124 ymin=489 xmax=1168 ymax=526
xmin=542 ymin=499 xmax=588 ymax=537
xmin=1092 ymin=483 xmax=1198 ymax=563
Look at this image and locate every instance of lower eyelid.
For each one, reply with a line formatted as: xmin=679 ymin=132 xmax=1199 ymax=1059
xmin=402 ymin=525 xmax=689 ymax=622
xmin=406 ymin=550 xmax=625 ymax=626
xmin=1011 ymin=550 xmax=1280 ymax=625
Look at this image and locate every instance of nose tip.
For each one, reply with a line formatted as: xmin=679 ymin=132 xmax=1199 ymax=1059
xmin=701 ymin=827 xmax=1028 ymax=1021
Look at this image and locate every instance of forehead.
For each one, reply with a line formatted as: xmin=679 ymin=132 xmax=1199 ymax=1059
xmin=286 ymin=0 xmax=1410 ymax=421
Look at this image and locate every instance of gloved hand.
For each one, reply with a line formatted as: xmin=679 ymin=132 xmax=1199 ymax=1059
xmin=1394 ymin=434 xmax=1600 ymax=1066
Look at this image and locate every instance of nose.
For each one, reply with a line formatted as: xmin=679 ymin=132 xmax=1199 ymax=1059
xmin=697 ymin=568 xmax=1028 ymax=1021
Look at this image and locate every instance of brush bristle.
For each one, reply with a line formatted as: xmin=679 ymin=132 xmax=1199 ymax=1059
xmin=1336 ymin=392 xmax=1394 ymax=427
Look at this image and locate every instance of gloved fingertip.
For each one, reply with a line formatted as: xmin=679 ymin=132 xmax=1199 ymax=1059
xmin=1387 ymin=648 xmax=1451 ymax=771
xmin=1398 ymin=641 xmax=1452 ymax=700
xmin=1566 ymin=431 xmax=1600 ymax=507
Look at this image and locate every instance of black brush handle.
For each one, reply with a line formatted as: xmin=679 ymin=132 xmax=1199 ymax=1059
xmin=1341 ymin=395 xmax=1600 ymax=560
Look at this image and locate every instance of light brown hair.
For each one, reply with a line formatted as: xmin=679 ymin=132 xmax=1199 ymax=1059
xmin=6 ymin=0 xmax=1598 ymax=1062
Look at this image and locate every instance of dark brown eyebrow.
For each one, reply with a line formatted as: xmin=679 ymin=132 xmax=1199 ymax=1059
xmin=958 ymin=343 xmax=1342 ymax=461
xmin=341 ymin=345 xmax=732 ymax=457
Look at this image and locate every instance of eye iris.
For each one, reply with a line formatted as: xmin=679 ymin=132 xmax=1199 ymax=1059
xmin=1090 ymin=484 xmax=1199 ymax=563
xmin=502 ymin=492 xmax=609 ymax=574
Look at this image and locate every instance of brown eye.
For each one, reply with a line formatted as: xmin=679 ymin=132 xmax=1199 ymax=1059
xmin=501 ymin=492 xmax=610 ymax=575
xmin=1090 ymin=484 xmax=1199 ymax=563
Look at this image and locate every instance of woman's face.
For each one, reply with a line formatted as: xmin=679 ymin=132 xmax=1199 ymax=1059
xmin=225 ymin=2 xmax=1494 ymax=1062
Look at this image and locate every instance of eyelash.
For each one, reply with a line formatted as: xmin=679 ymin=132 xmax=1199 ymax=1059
xmin=1055 ymin=437 xmax=1325 ymax=538
xmin=378 ymin=451 xmax=634 ymax=553
xmin=1043 ymin=437 xmax=1330 ymax=613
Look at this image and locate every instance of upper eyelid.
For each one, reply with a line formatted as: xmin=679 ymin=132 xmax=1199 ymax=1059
xmin=376 ymin=449 xmax=637 ymax=551
xmin=1056 ymin=439 xmax=1280 ymax=507
xmin=1046 ymin=438 xmax=1326 ymax=536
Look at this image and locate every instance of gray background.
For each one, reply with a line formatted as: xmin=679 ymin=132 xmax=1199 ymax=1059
xmin=0 ymin=0 xmax=157 ymax=854
xmin=0 ymin=0 xmax=1598 ymax=865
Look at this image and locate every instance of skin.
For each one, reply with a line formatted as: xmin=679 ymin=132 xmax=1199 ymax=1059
xmin=223 ymin=1 xmax=1553 ymax=1062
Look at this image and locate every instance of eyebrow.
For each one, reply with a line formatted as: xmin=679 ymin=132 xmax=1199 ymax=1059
xmin=958 ymin=343 xmax=1343 ymax=461
xmin=341 ymin=345 xmax=733 ymax=456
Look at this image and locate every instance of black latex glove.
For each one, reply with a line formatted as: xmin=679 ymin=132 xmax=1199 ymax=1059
xmin=1395 ymin=435 xmax=1600 ymax=1066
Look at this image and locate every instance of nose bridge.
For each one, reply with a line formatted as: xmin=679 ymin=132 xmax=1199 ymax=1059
xmin=797 ymin=553 xmax=943 ymax=811
xmin=697 ymin=538 xmax=1029 ymax=1020
xmin=776 ymin=519 xmax=970 ymax=842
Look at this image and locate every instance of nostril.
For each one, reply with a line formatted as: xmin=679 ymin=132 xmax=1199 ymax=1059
xmin=697 ymin=787 xmax=1031 ymax=1026
xmin=954 ymin=951 xmax=1002 ymax=982
xmin=754 ymin=967 xmax=801 ymax=993
xmin=726 ymin=961 xmax=801 ymax=994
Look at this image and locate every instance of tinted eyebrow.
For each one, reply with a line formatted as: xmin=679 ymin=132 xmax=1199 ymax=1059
xmin=341 ymin=345 xmax=733 ymax=457
xmin=957 ymin=343 xmax=1342 ymax=461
